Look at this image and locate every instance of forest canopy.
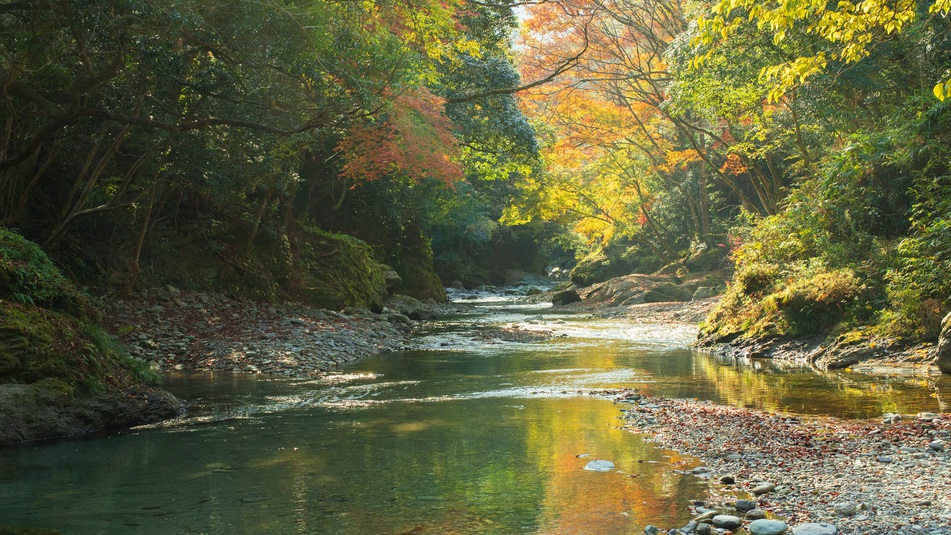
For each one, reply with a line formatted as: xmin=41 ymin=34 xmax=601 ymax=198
xmin=1 ymin=0 xmax=949 ymax=347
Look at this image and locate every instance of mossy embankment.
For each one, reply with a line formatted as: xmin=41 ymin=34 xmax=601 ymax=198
xmin=695 ymin=212 xmax=946 ymax=371
xmin=0 ymin=228 xmax=181 ymax=445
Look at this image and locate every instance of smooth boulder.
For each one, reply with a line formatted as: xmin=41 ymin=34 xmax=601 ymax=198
xmin=750 ymin=519 xmax=789 ymax=535
xmin=712 ymin=515 xmax=742 ymax=529
xmin=583 ymin=459 xmax=615 ymax=472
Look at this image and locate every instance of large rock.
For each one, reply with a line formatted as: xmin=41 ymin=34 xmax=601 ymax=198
xmin=749 ymin=519 xmax=788 ymax=535
xmin=712 ymin=515 xmax=742 ymax=529
xmin=0 ymin=228 xmax=183 ymax=444
xmin=643 ymin=282 xmax=693 ymax=303
xmin=937 ymin=311 xmax=951 ymax=374
xmin=0 ymin=383 xmax=182 ymax=445
xmin=552 ymin=290 xmax=582 ymax=306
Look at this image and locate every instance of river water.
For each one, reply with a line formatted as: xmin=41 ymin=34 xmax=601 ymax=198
xmin=3 ymin=298 xmax=949 ymax=534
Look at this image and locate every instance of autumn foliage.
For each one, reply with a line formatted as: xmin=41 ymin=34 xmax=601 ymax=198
xmin=338 ymin=89 xmax=463 ymax=186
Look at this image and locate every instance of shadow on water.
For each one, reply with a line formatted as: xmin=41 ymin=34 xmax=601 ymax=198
xmin=1 ymin=298 xmax=948 ymax=534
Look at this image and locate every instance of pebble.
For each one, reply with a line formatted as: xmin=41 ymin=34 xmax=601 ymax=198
xmin=833 ymin=502 xmax=857 ymax=516
xmin=103 ymin=288 xmax=431 ymax=377
xmin=618 ymin=393 xmax=951 ymax=535
xmin=644 ymin=526 xmax=660 ymax=535
xmin=930 ymin=440 xmax=945 ymax=452
xmin=746 ymin=508 xmax=767 ymax=520
xmin=752 ymin=482 xmax=776 ymax=495
xmin=696 ymin=524 xmax=712 ymax=535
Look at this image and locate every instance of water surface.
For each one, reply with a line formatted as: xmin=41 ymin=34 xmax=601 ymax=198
xmin=2 ymin=300 xmax=948 ymax=534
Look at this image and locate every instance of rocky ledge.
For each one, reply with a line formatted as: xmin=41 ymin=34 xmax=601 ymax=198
xmin=614 ymin=391 xmax=950 ymax=534
xmin=103 ymin=287 xmax=456 ymax=378
xmin=0 ymin=384 xmax=181 ymax=444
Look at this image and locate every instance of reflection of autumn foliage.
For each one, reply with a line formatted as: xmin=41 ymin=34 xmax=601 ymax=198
xmin=338 ymin=88 xmax=463 ymax=186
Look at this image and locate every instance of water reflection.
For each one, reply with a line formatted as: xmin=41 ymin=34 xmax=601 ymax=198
xmin=2 ymin=304 xmax=948 ymax=534
xmin=0 ymin=377 xmax=707 ymax=534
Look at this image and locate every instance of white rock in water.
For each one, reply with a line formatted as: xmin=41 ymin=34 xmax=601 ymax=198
xmin=584 ymin=460 xmax=615 ymax=472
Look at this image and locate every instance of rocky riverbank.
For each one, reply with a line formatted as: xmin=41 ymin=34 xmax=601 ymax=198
xmin=102 ymin=287 xmax=463 ymax=378
xmin=613 ymin=391 xmax=951 ymax=535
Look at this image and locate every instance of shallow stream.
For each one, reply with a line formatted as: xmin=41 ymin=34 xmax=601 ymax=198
xmin=3 ymin=297 xmax=949 ymax=534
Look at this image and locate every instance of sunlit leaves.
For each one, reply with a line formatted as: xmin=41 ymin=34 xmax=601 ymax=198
xmin=695 ymin=0 xmax=946 ymax=100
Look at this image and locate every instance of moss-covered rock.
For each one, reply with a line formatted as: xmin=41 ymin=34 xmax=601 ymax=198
xmin=570 ymin=252 xmax=623 ymax=286
xmin=288 ymin=226 xmax=389 ymax=310
xmin=0 ymin=228 xmax=181 ymax=445
xmin=700 ymin=267 xmax=866 ymax=348
xmin=391 ymin=227 xmax=446 ymax=302
xmin=0 ymin=302 xmax=155 ymax=392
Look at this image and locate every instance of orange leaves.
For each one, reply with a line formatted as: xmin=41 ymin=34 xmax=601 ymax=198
xmin=338 ymin=88 xmax=463 ymax=186
xmin=719 ymin=153 xmax=749 ymax=176
xmin=659 ymin=150 xmax=703 ymax=174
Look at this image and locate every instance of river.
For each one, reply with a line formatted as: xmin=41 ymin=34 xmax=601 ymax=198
xmin=2 ymin=296 xmax=949 ymax=534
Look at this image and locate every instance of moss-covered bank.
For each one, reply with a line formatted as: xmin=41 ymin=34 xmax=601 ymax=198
xmin=0 ymin=228 xmax=181 ymax=445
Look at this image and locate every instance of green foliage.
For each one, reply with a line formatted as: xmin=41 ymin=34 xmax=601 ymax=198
xmin=0 ymin=228 xmax=93 ymax=319
xmin=878 ymin=106 xmax=951 ymax=340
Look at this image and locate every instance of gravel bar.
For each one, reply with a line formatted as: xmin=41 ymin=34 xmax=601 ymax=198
xmin=614 ymin=392 xmax=951 ymax=534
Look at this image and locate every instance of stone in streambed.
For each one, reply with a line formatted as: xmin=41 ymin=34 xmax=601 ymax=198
xmin=551 ymin=290 xmax=582 ymax=306
xmin=644 ymin=526 xmax=660 ymax=535
xmin=792 ymin=523 xmax=838 ymax=535
xmin=746 ymin=508 xmax=767 ymax=520
xmin=387 ymin=313 xmax=412 ymax=325
xmin=752 ymin=482 xmax=776 ymax=495
xmin=833 ymin=502 xmax=858 ymax=516
xmin=736 ymin=499 xmax=757 ymax=512
xmin=583 ymin=460 xmax=615 ymax=472
xmin=712 ymin=515 xmax=742 ymax=529
xmin=695 ymin=524 xmax=712 ymax=535
xmin=930 ymin=440 xmax=946 ymax=452
xmin=750 ymin=519 xmax=788 ymax=535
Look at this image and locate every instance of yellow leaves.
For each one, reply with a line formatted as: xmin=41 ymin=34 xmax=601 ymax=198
xmin=935 ymin=79 xmax=951 ymax=101
xmin=759 ymin=53 xmax=827 ymax=102
xmin=930 ymin=0 xmax=951 ymax=13
xmin=697 ymin=0 xmax=947 ymax=98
